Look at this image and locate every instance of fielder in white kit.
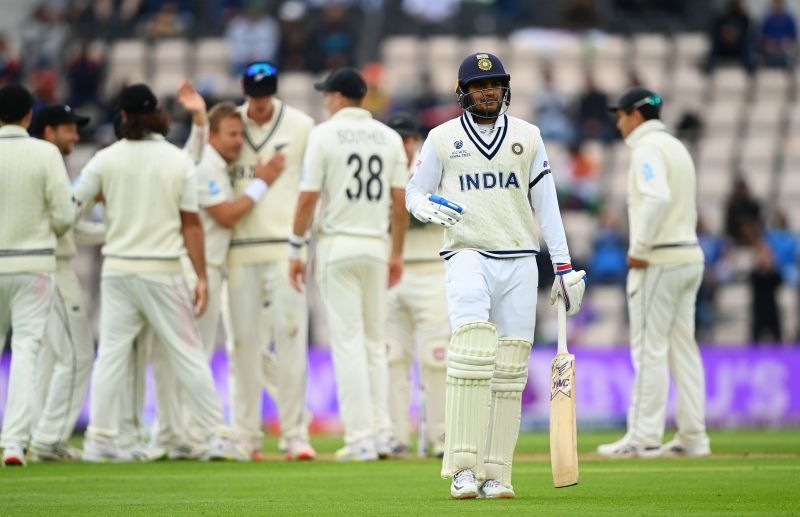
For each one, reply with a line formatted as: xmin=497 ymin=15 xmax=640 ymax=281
xmin=151 ymin=98 xmax=285 ymax=458
xmin=28 ymin=104 xmax=104 ymax=462
xmin=405 ymin=53 xmax=586 ymax=499
xmin=289 ymin=67 xmax=408 ymax=461
xmin=598 ymin=87 xmax=710 ymax=458
xmin=384 ymin=112 xmax=448 ymax=458
xmin=0 ymin=85 xmax=73 ymax=467
xmin=222 ymin=62 xmax=316 ymax=461
xmin=73 ymin=84 xmax=232 ymax=462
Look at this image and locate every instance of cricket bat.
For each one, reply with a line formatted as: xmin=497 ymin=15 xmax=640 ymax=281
xmin=550 ymin=298 xmax=579 ymax=488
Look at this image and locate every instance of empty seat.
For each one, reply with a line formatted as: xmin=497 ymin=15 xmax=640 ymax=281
xmin=710 ymin=67 xmax=750 ymax=100
xmin=381 ymin=36 xmax=421 ymax=64
xmin=561 ymin=211 xmax=599 ymax=264
xmin=632 ymin=33 xmax=671 ymax=61
xmin=713 ymin=282 xmax=750 ymax=346
xmin=153 ymin=39 xmax=189 ymax=76
xmin=577 ymin=286 xmax=627 ymax=348
xmin=753 ymin=68 xmax=790 ymax=100
xmin=674 ymin=33 xmax=710 ymax=65
xmin=105 ymin=39 xmax=148 ymax=95
xmin=464 ymin=36 xmax=508 ymax=58
xmin=672 ymin=64 xmax=707 ymax=99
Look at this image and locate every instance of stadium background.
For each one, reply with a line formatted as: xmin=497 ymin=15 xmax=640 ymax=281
xmin=0 ymin=0 xmax=798 ymax=432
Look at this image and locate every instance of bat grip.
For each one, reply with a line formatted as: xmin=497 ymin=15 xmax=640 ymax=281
xmin=557 ymin=298 xmax=568 ymax=355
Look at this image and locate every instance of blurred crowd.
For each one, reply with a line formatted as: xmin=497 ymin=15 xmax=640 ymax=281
xmin=1 ymin=0 xmax=798 ymax=345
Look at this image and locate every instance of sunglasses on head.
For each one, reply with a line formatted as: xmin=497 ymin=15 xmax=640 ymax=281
xmin=629 ymin=95 xmax=662 ymax=110
xmin=246 ymin=63 xmax=277 ymax=77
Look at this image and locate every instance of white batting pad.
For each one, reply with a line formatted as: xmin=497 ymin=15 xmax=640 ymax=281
xmin=441 ymin=322 xmax=497 ymax=479
xmin=484 ymin=338 xmax=532 ymax=486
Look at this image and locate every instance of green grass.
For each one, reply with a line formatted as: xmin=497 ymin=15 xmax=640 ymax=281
xmin=1 ymin=430 xmax=798 ymax=516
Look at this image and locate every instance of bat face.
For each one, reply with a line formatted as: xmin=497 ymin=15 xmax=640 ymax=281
xmin=550 ymin=352 xmax=579 ymax=488
xmin=551 ymin=355 xmax=574 ymax=400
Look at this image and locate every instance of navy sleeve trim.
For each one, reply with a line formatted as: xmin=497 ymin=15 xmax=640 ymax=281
xmin=528 ymin=168 xmax=551 ymax=189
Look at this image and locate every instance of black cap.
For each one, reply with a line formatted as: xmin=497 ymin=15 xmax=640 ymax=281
xmin=30 ymin=104 xmax=90 ymax=136
xmin=119 ymin=83 xmax=158 ymax=114
xmin=386 ymin=112 xmax=419 ymax=137
xmin=314 ymin=67 xmax=367 ymax=99
xmin=243 ymin=62 xmax=278 ymax=97
xmin=0 ymin=84 xmax=34 ymax=122
xmin=457 ymin=52 xmax=510 ymax=90
xmin=607 ymin=86 xmax=662 ymax=113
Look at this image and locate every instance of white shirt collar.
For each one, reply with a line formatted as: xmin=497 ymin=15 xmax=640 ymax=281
xmin=625 ymin=119 xmax=667 ymax=147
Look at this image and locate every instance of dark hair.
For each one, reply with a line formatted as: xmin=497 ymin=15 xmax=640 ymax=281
xmin=119 ymin=107 xmax=170 ymax=140
xmin=208 ymin=102 xmax=241 ymax=133
xmin=638 ymin=104 xmax=661 ymax=120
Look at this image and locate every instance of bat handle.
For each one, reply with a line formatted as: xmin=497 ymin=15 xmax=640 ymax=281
xmin=557 ymin=298 xmax=568 ymax=355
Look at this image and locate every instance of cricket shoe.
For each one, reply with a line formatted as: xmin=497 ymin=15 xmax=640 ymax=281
xmin=390 ymin=441 xmax=411 ymax=458
xmin=597 ymin=437 xmax=661 ymax=459
xmin=450 ymin=469 xmax=479 ymax=499
xmin=335 ymin=438 xmax=378 ymax=462
xmin=479 ymin=480 xmax=515 ymax=499
xmin=30 ymin=442 xmax=81 ymax=462
xmin=82 ymin=439 xmax=135 ymax=463
xmin=376 ymin=432 xmax=394 ymax=460
xmin=661 ymin=438 xmax=711 ymax=458
xmin=167 ymin=443 xmax=200 ymax=460
xmin=127 ymin=443 xmax=166 ymax=462
xmin=285 ymin=438 xmax=316 ymax=461
xmin=200 ymin=436 xmax=234 ymax=461
xmin=2 ymin=446 xmax=27 ymax=467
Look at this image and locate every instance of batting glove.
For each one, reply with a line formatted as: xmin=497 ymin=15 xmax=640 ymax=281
xmin=549 ymin=263 xmax=587 ymax=317
xmin=411 ymin=194 xmax=465 ymax=227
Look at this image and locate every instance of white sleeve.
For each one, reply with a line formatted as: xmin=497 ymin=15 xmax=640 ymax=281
xmin=299 ymin=127 xmax=325 ymax=192
xmin=629 ymin=144 xmax=671 ymax=258
xmin=72 ymin=154 xmax=103 ymax=221
xmin=179 ymin=157 xmax=200 ymax=212
xmin=405 ymin=137 xmax=442 ymax=213
xmin=196 ymin=160 xmax=229 ymax=208
xmin=528 ymin=135 xmax=571 ymax=265
xmin=183 ymin=124 xmax=207 ymax=165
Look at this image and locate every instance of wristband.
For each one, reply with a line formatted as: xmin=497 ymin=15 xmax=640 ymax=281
xmin=244 ymin=178 xmax=268 ymax=202
xmin=288 ymin=233 xmax=306 ymax=260
xmin=554 ymin=262 xmax=573 ymax=276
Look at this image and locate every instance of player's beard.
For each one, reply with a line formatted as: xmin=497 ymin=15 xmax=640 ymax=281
xmin=472 ymin=99 xmax=501 ymax=119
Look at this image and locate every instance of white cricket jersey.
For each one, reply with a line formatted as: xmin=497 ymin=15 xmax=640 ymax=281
xmin=625 ymin=119 xmax=704 ymax=265
xmin=195 ymin=144 xmax=234 ymax=268
xmin=406 ymin=112 xmax=571 ymax=263
xmin=299 ymin=107 xmax=407 ymax=241
xmin=403 ymin=151 xmax=444 ymax=263
xmin=227 ymin=99 xmax=314 ymax=265
xmin=73 ymin=135 xmax=198 ymax=274
xmin=0 ymin=125 xmax=72 ymax=273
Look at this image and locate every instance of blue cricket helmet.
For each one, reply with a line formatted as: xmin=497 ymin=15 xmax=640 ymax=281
xmin=455 ymin=52 xmax=511 ymax=116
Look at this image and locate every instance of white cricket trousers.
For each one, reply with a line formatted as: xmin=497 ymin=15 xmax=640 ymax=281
xmin=386 ymin=262 xmax=449 ymax=449
xmin=444 ymin=251 xmax=538 ymax=341
xmin=152 ymin=263 xmax=225 ymax=448
xmin=227 ymin=260 xmax=309 ymax=449
xmin=32 ymin=263 xmax=94 ymax=446
xmin=317 ymin=236 xmax=392 ymax=445
xmin=86 ymin=273 xmax=226 ymax=443
xmin=0 ymin=272 xmax=53 ymax=449
xmin=626 ymin=261 xmax=709 ymax=449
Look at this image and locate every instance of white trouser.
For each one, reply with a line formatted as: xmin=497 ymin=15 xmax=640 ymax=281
xmin=444 ymin=251 xmax=538 ymax=341
xmin=118 ymin=330 xmax=150 ymax=449
xmin=227 ymin=260 xmax=310 ymax=449
xmin=386 ymin=262 xmax=449 ymax=448
xmin=0 ymin=272 xmax=53 ymax=449
xmin=441 ymin=251 xmax=538 ymax=480
xmin=317 ymin=236 xmax=392 ymax=445
xmin=86 ymin=274 xmax=227 ymax=444
xmin=152 ymin=264 xmax=225 ymax=448
xmin=626 ymin=261 xmax=709 ymax=448
xmin=32 ymin=264 xmax=95 ymax=446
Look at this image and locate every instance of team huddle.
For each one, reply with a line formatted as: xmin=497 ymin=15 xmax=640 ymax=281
xmin=0 ymin=50 xmax=710 ymax=501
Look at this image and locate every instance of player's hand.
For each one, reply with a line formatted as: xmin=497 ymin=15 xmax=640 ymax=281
xmin=255 ymin=154 xmax=285 ymax=186
xmin=388 ymin=254 xmax=403 ymax=288
xmin=177 ymin=80 xmax=206 ymax=117
xmin=289 ymin=258 xmax=306 ymax=293
xmin=627 ymin=256 xmax=648 ymax=269
xmin=411 ymin=194 xmax=464 ymax=227
xmin=550 ymin=266 xmax=586 ymax=317
xmin=194 ymin=277 xmax=209 ymax=317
